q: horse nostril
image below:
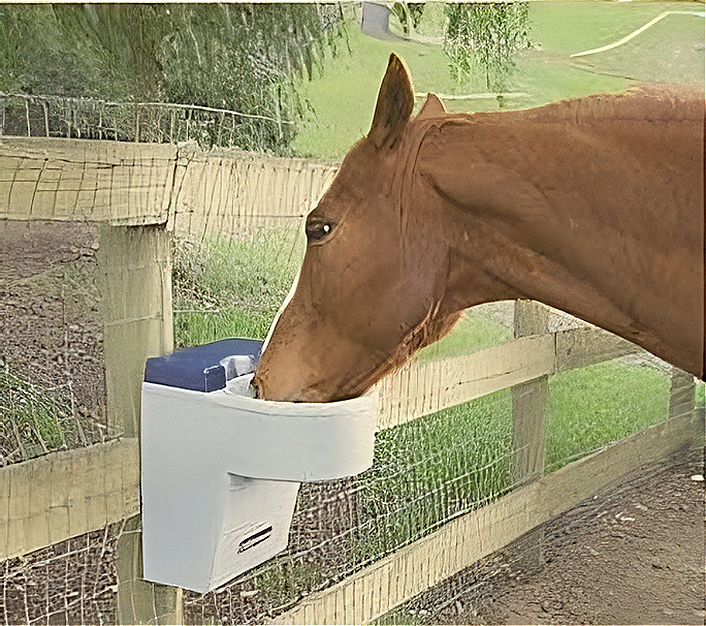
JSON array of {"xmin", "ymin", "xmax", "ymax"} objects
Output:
[{"xmin": 250, "ymin": 375, "xmax": 262, "ymax": 399}]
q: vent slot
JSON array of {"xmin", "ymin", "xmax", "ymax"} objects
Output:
[{"xmin": 238, "ymin": 526, "xmax": 273, "ymax": 553}]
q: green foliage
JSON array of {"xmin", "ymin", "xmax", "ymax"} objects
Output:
[
  {"xmin": 52, "ymin": 4, "xmax": 166, "ymax": 102},
  {"xmin": 1, "ymin": 3, "xmax": 349, "ymax": 154},
  {"xmin": 0, "ymin": 5, "xmax": 98, "ymax": 96},
  {"xmin": 157, "ymin": 4, "xmax": 349, "ymax": 151},
  {"xmin": 444, "ymin": 2, "xmax": 531, "ymax": 92},
  {"xmin": 391, "ymin": 2, "xmax": 426, "ymax": 36}
]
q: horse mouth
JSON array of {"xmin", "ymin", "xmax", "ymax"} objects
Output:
[
  {"xmin": 250, "ymin": 374, "xmax": 263, "ymax": 400},
  {"xmin": 250, "ymin": 367, "xmax": 366, "ymax": 404}
]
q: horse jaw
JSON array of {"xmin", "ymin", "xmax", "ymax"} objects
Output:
[{"xmin": 253, "ymin": 301, "xmax": 462, "ymax": 403}]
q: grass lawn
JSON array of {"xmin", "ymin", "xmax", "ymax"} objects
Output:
[
  {"xmin": 292, "ymin": 1, "xmax": 703, "ymax": 159},
  {"xmin": 546, "ymin": 359, "xmax": 672, "ymax": 472},
  {"xmin": 415, "ymin": 309, "xmax": 513, "ymax": 362},
  {"xmin": 355, "ymin": 389, "xmax": 514, "ymax": 563}
]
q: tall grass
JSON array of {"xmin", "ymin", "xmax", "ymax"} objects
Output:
[
  {"xmin": 0, "ymin": 369, "xmax": 77, "ymax": 464},
  {"xmin": 172, "ymin": 228, "xmax": 305, "ymax": 348},
  {"xmin": 546, "ymin": 359, "xmax": 671, "ymax": 472}
]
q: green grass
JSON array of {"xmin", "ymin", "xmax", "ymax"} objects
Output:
[
  {"xmin": 0, "ymin": 369, "xmax": 71, "ymax": 463},
  {"xmin": 292, "ymin": 1, "xmax": 702, "ymax": 159},
  {"xmin": 546, "ymin": 360, "xmax": 671, "ymax": 471},
  {"xmin": 354, "ymin": 389, "xmax": 514, "ymax": 564},
  {"xmin": 415, "ymin": 309, "xmax": 513, "ymax": 363},
  {"xmin": 172, "ymin": 228, "xmax": 305, "ymax": 348}
]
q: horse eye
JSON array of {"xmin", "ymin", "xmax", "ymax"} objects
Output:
[{"xmin": 306, "ymin": 220, "xmax": 334, "ymax": 243}]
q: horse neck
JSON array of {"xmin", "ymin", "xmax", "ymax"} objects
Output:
[{"xmin": 420, "ymin": 94, "xmax": 704, "ymax": 377}]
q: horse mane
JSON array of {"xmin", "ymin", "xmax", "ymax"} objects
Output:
[{"xmin": 438, "ymin": 83, "xmax": 704, "ymax": 129}]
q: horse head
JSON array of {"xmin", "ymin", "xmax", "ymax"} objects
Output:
[
  {"xmin": 252, "ymin": 53, "xmax": 705, "ymax": 401},
  {"xmin": 253, "ymin": 54, "xmax": 480, "ymax": 402}
]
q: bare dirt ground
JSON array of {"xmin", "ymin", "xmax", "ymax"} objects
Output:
[
  {"xmin": 0, "ymin": 220, "xmax": 109, "ymax": 462},
  {"xmin": 392, "ymin": 447, "xmax": 705, "ymax": 626}
]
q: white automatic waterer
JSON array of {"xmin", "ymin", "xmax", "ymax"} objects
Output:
[{"xmin": 141, "ymin": 339, "xmax": 377, "ymax": 593}]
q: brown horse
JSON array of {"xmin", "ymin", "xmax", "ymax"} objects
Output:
[{"xmin": 253, "ymin": 54, "xmax": 705, "ymax": 403}]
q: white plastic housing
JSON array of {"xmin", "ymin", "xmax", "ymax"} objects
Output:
[{"xmin": 141, "ymin": 377, "xmax": 377, "ymax": 593}]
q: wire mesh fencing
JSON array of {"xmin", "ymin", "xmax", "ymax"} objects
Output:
[
  {"xmin": 0, "ymin": 93, "xmax": 294, "ymax": 153},
  {"xmin": 0, "ymin": 523, "xmax": 120, "ymax": 626},
  {"xmin": 0, "ymin": 221, "xmax": 114, "ymax": 467},
  {"xmin": 183, "ymin": 389, "xmax": 517, "ymax": 624}
]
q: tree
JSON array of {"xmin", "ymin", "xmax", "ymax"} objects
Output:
[
  {"xmin": 444, "ymin": 2, "xmax": 530, "ymax": 93},
  {"xmin": 0, "ymin": 3, "xmax": 349, "ymax": 154},
  {"xmin": 390, "ymin": 3, "xmax": 426, "ymax": 36},
  {"xmin": 157, "ymin": 3, "xmax": 348, "ymax": 151},
  {"xmin": 0, "ymin": 5, "xmax": 98, "ymax": 96}
]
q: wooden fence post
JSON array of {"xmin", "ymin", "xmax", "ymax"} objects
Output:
[
  {"xmin": 669, "ymin": 367, "xmax": 696, "ymax": 419},
  {"xmin": 97, "ymin": 224, "xmax": 181, "ymax": 624},
  {"xmin": 116, "ymin": 516, "xmax": 183, "ymax": 626},
  {"xmin": 512, "ymin": 300, "xmax": 549, "ymax": 484},
  {"xmin": 98, "ymin": 225, "xmax": 173, "ymax": 439},
  {"xmin": 511, "ymin": 300, "xmax": 549, "ymax": 575}
]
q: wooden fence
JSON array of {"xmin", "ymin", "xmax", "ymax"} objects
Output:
[
  {"xmin": 1, "ymin": 137, "xmax": 703, "ymax": 625},
  {"xmin": 0, "ymin": 136, "xmax": 337, "ymax": 236}
]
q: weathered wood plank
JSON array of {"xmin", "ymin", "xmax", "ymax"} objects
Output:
[
  {"xmin": 0, "ymin": 438, "xmax": 140, "ymax": 560},
  {"xmin": 375, "ymin": 334, "xmax": 556, "ymax": 430},
  {"xmin": 271, "ymin": 410, "xmax": 704, "ymax": 625},
  {"xmin": 555, "ymin": 326, "xmax": 642, "ymax": 372},
  {"xmin": 0, "ymin": 137, "xmax": 176, "ymax": 225},
  {"xmin": 0, "ymin": 137, "xmax": 338, "ymax": 234},
  {"xmin": 169, "ymin": 148, "xmax": 337, "ymax": 238},
  {"xmin": 374, "ymin": 325, "xmax": 645, "ymax": 432}
]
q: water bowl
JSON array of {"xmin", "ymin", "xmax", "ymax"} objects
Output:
[{"xmin": 141, "ymin": 338, "xmax": 377, "ymax": 592}]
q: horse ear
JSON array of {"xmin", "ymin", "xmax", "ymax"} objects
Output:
[
  {"xmin": 368, "ymin": 53, "xmax": 414, "ymax": 150},
  {"xmin": 416, "ymin": 93, "xmax": 446, "ymax": 120}
]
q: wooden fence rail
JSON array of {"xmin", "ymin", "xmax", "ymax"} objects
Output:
[
  {"xmin": 1, "ymin": 137, "xmax": 703, "ymax": 625},
  {"xmin": 0, "ymin": 137, "xmax": 338, "ymax": 236},
  {"xmin": 0, "ymin": 323, "xmax": 644, "ymax": 562}
]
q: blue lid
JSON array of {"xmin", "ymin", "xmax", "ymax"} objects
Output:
[{"xmin": 144, "ymin": 338, "xmax": 263, "ymax": 392}]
